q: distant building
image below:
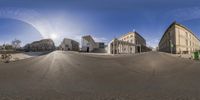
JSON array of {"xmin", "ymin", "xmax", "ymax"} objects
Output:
[
  {"xmin": 108, "ymin": 31, "xmax": 147, "ymax": 54},
  {"xmin": 24, "ymin": 39, "xmax": 55, "ymax": 52},
  {"xmin": 81, "ymin": 35, "xmax": 96, "ymax": 52},
  {"xmin": 119, "ymin": 31, "xmax": 147, "ymax": 53},
  {"xmin": 60, "ymin": 38, "xmax": 79, "ymax": 51},
  {"xmin": 159, "ymin": 22, "xmax": 200, "ymax": 54},
  {"xmin": 108, "ymin": 38, "xmax": 135, "ymax": 54},
  {"xmin": 96, "ymin": 42, "xmax": 105, "ymax": 48},
  {"xmin": 81, "ymin": 35, "xmax": 106, "ymax": 52}
]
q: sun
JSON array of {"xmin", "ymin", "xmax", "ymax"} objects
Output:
[{"xmin": 50, "ymin": 34, "xmax": 58, "ymax": 40}]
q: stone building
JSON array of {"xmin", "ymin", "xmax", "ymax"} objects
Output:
[
  {"xmin": 119, "ymin": 31, "xmax": 146, "ymax": 53},
  {"xmin": 108, "ymin": 31, "xmax": 147, "ymax": 54},
  {"xmin": 81, "ymin": 35, "xmax": 106, "ymax": 52},
  {"xmin": 60, "ymin": 38, "xmax": 79, "ymax": 51},
  {"xmin": 24, "ymin": 39, "xmax": 55, "ymax": 52},
  {"xmin": 159, "ymin": 22, "xmax": 200, "ymax": 54},
  {"xmin": 108, "ymin": 38, "xmax": 136, "ymax": 54}
]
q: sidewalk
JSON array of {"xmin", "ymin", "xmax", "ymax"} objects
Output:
[
  {"xmin": 74, "ymin": 51, "xmax": 148, "ymax": 58},
  {"xmin": 160, "ymin": 52, "xmax": 198, "ymax": 60},
  {"xmin": 0, "ymin": 52, "xmax": 48, "ymax": 62}
]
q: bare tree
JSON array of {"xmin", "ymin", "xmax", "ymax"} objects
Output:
[{"xmin": 12, "ymin": 39, "xmax": 21, "ymax": 50}]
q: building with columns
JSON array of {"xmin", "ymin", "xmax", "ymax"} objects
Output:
[
  {"xmin": 108, "ymin": 38, "xmax": 136, "ymax": 54},
  {"xmin": 108, "ymin": 31, "xmax": 147, "ymax": 54},
  {"xmin": 159, "ymin": 22, "xmax": 200, "ymax": 54}
]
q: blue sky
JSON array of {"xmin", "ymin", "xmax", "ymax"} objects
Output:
[{"xmin": 0, "ymin": 0, "xmax": 200, "ymax": 47}]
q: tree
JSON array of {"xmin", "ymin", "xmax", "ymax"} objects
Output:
[
  {"xmin": 12, "ymin": 39, "xmax": 21, "ymax": 50},
  {"xmin": 5, "ymin": 45, "xmax": 13, "ymax": 50}
]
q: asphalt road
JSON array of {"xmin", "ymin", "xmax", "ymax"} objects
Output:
[{"xmin": 0, "ymin": 51, "xmax": 200, "ymax": 100}]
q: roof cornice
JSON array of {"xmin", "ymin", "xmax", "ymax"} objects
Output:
[{"xmin": 159, "ymin": 21, "xmax": 200, "ymax": 45}]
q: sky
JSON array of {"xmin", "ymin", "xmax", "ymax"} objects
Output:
[{"xmin": 0, "ymin": 0, "xmax": 200, "ymax": 47}]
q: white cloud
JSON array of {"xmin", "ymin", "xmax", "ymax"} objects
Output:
[
  {"xmin": 146, "ymin": 38, "xmax": 159, "ymax": 48},
  {"xmin": 93, "ymin": 37, "xmax": 108, "ymax": 42}
]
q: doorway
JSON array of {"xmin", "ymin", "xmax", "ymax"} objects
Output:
[
  {"xmin": 87, "ymin": 47, "xmax": 89, "ymax": 52},
  {"xmin": 137, "ymin": 46, "xmax": 140, "ymax": 53}
]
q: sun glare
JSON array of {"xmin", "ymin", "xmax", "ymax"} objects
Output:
[{"xmin": 50, "ymin": 34, "xmax": 58, "ymax": 40}]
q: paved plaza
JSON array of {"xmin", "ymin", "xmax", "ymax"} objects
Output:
[{"xmin": 0, "ymin": 51, "xmax": 200, "ymax": 100}]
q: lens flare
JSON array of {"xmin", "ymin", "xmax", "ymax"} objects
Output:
[{"xmin": 50, "ymin": 34, "xmax": 57, "ymax": 40}]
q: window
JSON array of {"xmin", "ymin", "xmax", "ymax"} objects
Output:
[
  {"xmin": 136, "ymin": 40, "xmax": 138, "ymax": 44},
  {"xmin": 185, "ymin": 39, "xmax": 188, "ymax": 46},
  {"xmin": 169, "ymin": 32, "xmax": 172, "ymax": 37},
  {"xmin": 185, "ymin": 32, "xmax": 188, "ymax": 37}
]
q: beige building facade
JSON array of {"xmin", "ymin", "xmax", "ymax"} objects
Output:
[
  {"xmin": 108, "ymin": 31, "xmax": 147, "ymax": 54},
  {"xmin": 108, "ymin": 38, "xmax": 136, "ymax": 54},
  {"xmin": 60, "ymin": 38, "xmax": 79, "ymax": 51},
  {"xmin": 159, "ymin": 22, "xmax": 200, "ymax": 54},
  {"xmin": 119, "ymin": 32, "xmax": 146, "ymax": 46}
]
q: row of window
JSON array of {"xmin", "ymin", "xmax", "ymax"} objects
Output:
[
  {"xmin": 121, "ymin": 38, "xmax": 133, "ymax": 43},
  {"xmin": 121, "ymin": 34, "xmax": 133, "ymax": 41},
  {"xmin": 184, "ymin": 32, "xmax": 198, "ymax": 41}
]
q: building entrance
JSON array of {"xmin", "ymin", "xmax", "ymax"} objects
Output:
[
  {"xmin": 87, "ymin": 47, "xmax": 89, "ymax": 52},
  {"xmin": 137, "ymin": 46, "xmax": 140, "ymax": 53}
]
